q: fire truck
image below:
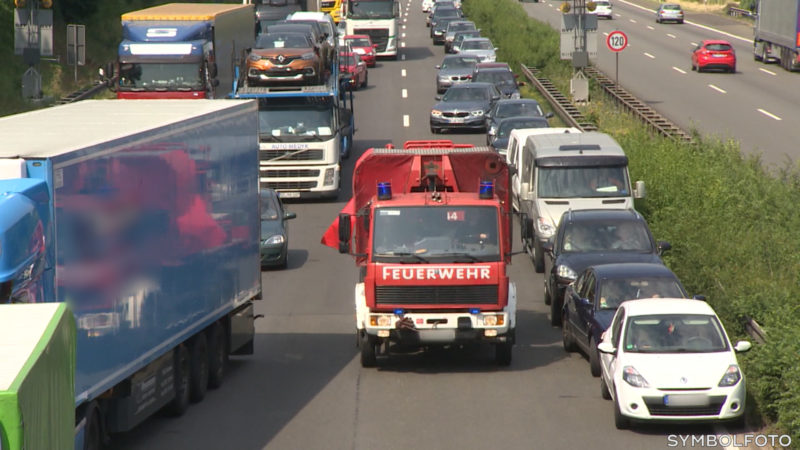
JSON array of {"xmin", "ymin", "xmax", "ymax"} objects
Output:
[{"xmin": 322, "ymin": 140, "xmax": 517, "ymax": 366}]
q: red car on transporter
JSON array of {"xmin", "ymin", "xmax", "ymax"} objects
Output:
[
  {"xmin": 691, "ymin": 39, "xmax": 736, "ymax": 73},
  {"xmin": 339, "ymin": 51, "xmax": 368, "ymax": 90},
  {"xmin": 343, "ymin": 34, "xmax": 378, "ymax": 67}
]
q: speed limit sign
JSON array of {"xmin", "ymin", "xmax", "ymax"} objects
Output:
[{"xmin": 606, "ymin": 30, "xmax": 628, "ymax": 52}]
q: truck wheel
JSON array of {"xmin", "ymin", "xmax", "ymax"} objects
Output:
[
  {"xmin": 83, "ymin": 406, "xmax": 103, "ymax": 450},
  {"xmin": 167, "ymin": 345, "xmax": 191, "ymax": 416},
  {"xmin": 207, "ymin": 322, "xmax": 226, "ymax": 389},
  {"xmin": 550, "ymin": 295, "xmax": 561, "ymax": 326},
  {"xmin": 533, "ymin": 239, "xmax": 545, "ymax": 273},
  {"xmin": 360, "ymin": 333, "xmax": 377, "ymax": 367},
  {"xmin": 189, "ymin": 336, "xmax": 209, "ymax": 403},
  {"xmin": 589, "ymin": 337, "xmax": 601, "ymax": 377},
  {"xmin": 495, "ymin": 342, "xmax": 512, "ymax": 366}
]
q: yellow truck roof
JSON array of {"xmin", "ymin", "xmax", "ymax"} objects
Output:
[{"xmin": 121, "ymin": 3, "xmax": 252, "ymax": 21}]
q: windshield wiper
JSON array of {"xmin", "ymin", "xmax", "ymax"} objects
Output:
[
  {"xmin": 260, "ymin": 134, "xmax": 282, "ymax": 142},
  {"xmin": 298, "ymin": 134, "xmax": 324, "ymax": 141},
  {"xmin": 436, "ymin": 252, "xmax": 483, "ymax": 263},
  {"xmin": 381, "ymin": 252, "xmax": 429, "ymax": 263}
]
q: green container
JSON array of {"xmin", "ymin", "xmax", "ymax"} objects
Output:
[{"xmin": 0, "ymin": 303, "xmax": 76, "ymax": 450}]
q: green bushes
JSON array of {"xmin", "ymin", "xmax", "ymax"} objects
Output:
[{"xmin": 465, "ymin": 0, "xmax": 800, "ymax": 441}]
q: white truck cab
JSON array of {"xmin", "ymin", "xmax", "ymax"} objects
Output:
[{"xmin": 510, "ymin": 130, "xmax": 645, "ymax": 272}]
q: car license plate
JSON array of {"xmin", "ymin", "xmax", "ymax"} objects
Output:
[
  {"xmin": 279, "ymin": 192, "xmax": 301, "ymax": 199},
  {"xmin": 713, "ymin": 54, "xmax": 727, "ymax": 58},
  {"xmin": 663, "ymin": 394, "xmax": 709, "ymax": 407},
  {"xmin": 449, "ymin": 117, "xmax": 464, "ymax": 123}
]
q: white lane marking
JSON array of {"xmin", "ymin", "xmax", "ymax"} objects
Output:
[
  {"xmin": 614, "ymin": 13, "xmax": 621, "ymax": 17},
  {"xmin": 402, "ymin": 89, "xmax": 408, "ymax": 98},
  {"xmin": 646, "ymin": 25, "xmax": 654, "ymax": 30},
  {"xmin": 629, "ymin": 18, "xmax": 637, "ymax": 23},
  {"xmin": 401, "ymin": 69, "xmax": 407, "ymax": 77},
  {"xmin": 401, "ymin": 41, "xmax": 406, "ymax": 47},
  {"xmin": 644, "ymin": 52, "xmax": 655, "ymax": 59},
  {"xmin": 402, "ymin": 24, "xmax": 407, "ymax": 29},
  {"xmin": 403, "ymin": 115, "xmax": 410, "ymax": 127},
  {"xmin": 708, "ymin": 84, "xmax": 727, "ymax": 94},
  {"xmin": 672, "ymin": 66, "xmax": 686, "ymax": 74},
  {"xmin": 759, "ymin": 68, "xmax": 777, "ymax": 76},
  {"xmin": 757, "ymin": 108, "xmax": 782, "ymax": 121},
  {"xmin": 616, "ymin": 0, "xmax": 751, "ymax": 43},
  {"xmin": 690, "ymin": 42, "xmax": 697, "ymax": 47},
  {"xmin": 401, "ymin": 53, "xmax": 406, "ymax": 60},
  {"xmin": 402, "ymin": 32, "xmax": 407, "ymax": 38},
  {"xmin": 603, "ymin": 32, "xmax": 609, "ymax": 37},
  {"xmin": 667, "ymin": 33, "xmax": 676, "ymax": 38}
]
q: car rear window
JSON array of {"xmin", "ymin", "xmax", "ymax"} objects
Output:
[
  {"xmin": 663, "ymin": 4, "xmax": 681, "ymax": 10},
  {"xmin": 706, "ymin": 44, "xmax": 732, "ymax": 51}
]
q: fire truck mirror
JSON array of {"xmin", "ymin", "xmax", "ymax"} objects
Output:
[{"xmin": 338, "ymin": 213, "xmax": 351, "ymax": 254}]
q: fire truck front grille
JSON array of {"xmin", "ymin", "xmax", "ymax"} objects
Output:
[
  {"xmin": 260, "ymin": 149, "xmax": 324, "ymax": 161},
  {"xmin": 375, "ymin": 285, "xmax": 498, "ymax": 305},
  {"xmin": 263, "ymin": 169, "xmax": 320, "ymax": 178},
  {"xmin": 261, "ymin": 181, "xmax": 318, "ymax": 189},
  {"xmin": 353, "ymin": 28, "xmax": 389, "ymax": 52}
]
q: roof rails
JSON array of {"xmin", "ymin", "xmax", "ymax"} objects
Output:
[{"xmin": 559, "ymin": 144, "xmax": 601, "ymax": 152}]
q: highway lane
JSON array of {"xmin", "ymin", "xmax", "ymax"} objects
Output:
[
  {"xmin": 522, "ymin": 0, "xmax": 798, "ymax": 168},
  {"xmin": 111, "ymin": 1, "xmax": 727, "ymax": 448}
]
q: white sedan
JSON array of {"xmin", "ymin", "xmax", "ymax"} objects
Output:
[
  {"xmin": 597, "ymin": 298, "xmax": 751, "ymax": 429},
  {"xmin": 422, "ymin": 0, "xmax": 434, "ymax": 12}
]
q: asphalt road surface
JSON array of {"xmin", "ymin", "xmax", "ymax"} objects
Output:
[
  {"xmin": 111, "ymin": 1, "xmax": 735, "ymax": 449},
  {"xmin": 523, "ymin": 0, "xmax": 799, "ymax": 169}
]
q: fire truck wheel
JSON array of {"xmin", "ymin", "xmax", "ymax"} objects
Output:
[
  {"xmin": 360, "ymin": 333, "xmax": 378, "ymax": 367},
  {"xmin": 495, "ymin": 342, "xmax": 512, "ymax": 366}
]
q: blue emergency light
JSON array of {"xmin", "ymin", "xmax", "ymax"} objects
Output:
[
  {"xmin": 470, "ymin": 308, "xmax": 480, "ymax": 315},
  {"xmin": 394, "ymin": 309, "xmax": 405, "ymax": 315},
  {"xmin": 479, "ymin": 181, "xmax": 494, "ymax": 199},
  {"xmin": 378, "ymin": 182, "xmax": 392, "ymax": 200}
]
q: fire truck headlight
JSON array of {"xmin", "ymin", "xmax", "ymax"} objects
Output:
[
  {"xmin": 370, "ymin": 314, "xmax": 393, "ymax": 327},
  {"xmin": 482, "ymin": 314, "xmax": 504, "ymax": 326}
]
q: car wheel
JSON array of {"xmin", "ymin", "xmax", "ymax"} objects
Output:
[
  {"xmin": 430, "ymin": 126, "xmax": 438, "ymax": 134},
  {"xmin": 589, "ymin": 337, "xmax": 601, "ymax": 377},
  {"xmin": 730, "ymin": 65, "xmax": 736, "ymax": 74},
  {"xmin": 360, "ymin": 332, "xmax": 378, "ymax": 367},
  {"xmin": 544, "ymin": 280, "xmax": 552, "ymax": 305},
  {"xmin": 678, "ymin": 19, "xmax": 684, "ymax": 24},
  {"xmin": 278, "ymin": 247, "xmax": 288, "ymax": 269},
  {"xmin": 495, "ymin": 342, "xmax": 512, "ymax": 366},
  {"xmin": 550, "ymin": 294, "xmax": 561, "ymax": 326},
  {"xmin": 562, "ymin": 315, "xmax": 577, "ymax": 352},
  {"xmin": 600, "ymin": 377, "xmax": 611, "ymax": 400},
  {"xmin": 533, "ymin": 239, "xmax": 545, "ymax": 273},
  {"xmin": 362, "ymin": 72, "xmax": 368, "ymax": 88},
  {"xmin": 614, "ymin": 392, "xmax": 629, "ymax": 429}
]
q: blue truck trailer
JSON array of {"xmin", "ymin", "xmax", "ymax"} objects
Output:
[{"xmin": 0, "ymin": 99, "xmax": 262, "ymax": 449}]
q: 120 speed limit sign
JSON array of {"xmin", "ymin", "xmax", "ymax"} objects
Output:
[{"xmin": 606, "ymin": 30, "xmax": 628, "ymax": 52}]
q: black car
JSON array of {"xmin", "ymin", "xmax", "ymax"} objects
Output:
[
  {"xmin": 431, "ymin": 17, "xmax": 458, "ymax": 45},
  {"xmin": 543, "ymin": 209, "xmax": 671, "ymax": 326},
  {"xmin": 260, "ymin": 188, "xmax": 297, "ymax": 269},
  {"xmin": 562, "ymin": 263, "xmax": 692, "ymax": 377},
  {"xmin": 430, "ymin": 7, "xmax": 461, "ymax": 35},
  {"xmin": 471, "ymin": 67, "xmax": 524, "ymax": 99},
  {"xmin": 430, "ymin": 82, "xmax": 501, "ymax": 133},
  {"xmin": 485, "ymin": 99, "xmax": 552, "ymax": 141},
  {"xmin": 488, "ymin": 115, "xmax": 549, "ymax": 154}
]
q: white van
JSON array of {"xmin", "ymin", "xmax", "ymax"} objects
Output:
[{"xmin": 510, "ymin": 131, "xmax": 645, "ymax": 272}]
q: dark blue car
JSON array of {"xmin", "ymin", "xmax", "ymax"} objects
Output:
[
  {"xmin": 260, "ymin": 188, "xmax": 297, "ymax": 269},
  {"xmin": 543, "ymin": 209, "xmax": 672, "ymax": 326},
  {"xmin": 561, "ymin": 263, "xmax": 693, "ymax": 377}
]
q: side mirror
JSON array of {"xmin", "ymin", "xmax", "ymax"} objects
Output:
[
  {"xmin": 283, "ymin": 211, "xmax": 297, "ymax": 220},
  {"xmin": 340, "ymin": 124, "xmax": 353, "ymax": 136},
  {"xmin": 520, "ymin": 182, "xmax": 531, "ymax": 200},
  {"xmin": 98, "ymin": 67, "xmax": 105, "ymax": 78},
  {"xmin": 494, "ymin": 47, "xmax": 499, "ymax": 51},
  {"xmin": 435, "ymin": 64, "xmax": 441, "ymax": 69},
  {"xmin": 578, "ymin": 297, "xmax": 591, "ymax": 307},
  {"xmin": 208, "ymin": 62, "xmax": 218, "ymax": 78},
  {"xmin": 657, "ymin": 241, "xmax": 671, "ymax": 254},
  {"xmin": 634, "ymin": 180, "xmax": 646, "ymax": 199},
  {"xmin": 692, "ymin": 294, "xmax": 707, "ymax": 301},
  {"xmin": 518, "ymin": 81, "xmax": 526, "ymax": 87},
  {"xmin": 545, "ymin": 112, "xmax": 554, "ymax": 119},
  {"xmin": 597, "ymin": 342, "xmax": 616, "ymax": 354},
  {"xmin": 211, "ymin": 79, "xmax": 220, "ymax": 87},
  {"xmin": 542, "ymin": 238, "xmax": 554, "ymax": 253},
  {"xmin": 435, "ymin": 95, "xmax": 442, "ymax": 101},
  {"xmin": 734, "ymin": 341, "xmax": 752, "ymax": 353},
  {"xmin": 338, "ymin": 213, "xmax": 351, "ymax": 254}
]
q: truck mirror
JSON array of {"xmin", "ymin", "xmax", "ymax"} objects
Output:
[
  {"xmin": 340, "ymin": 124, "xmax": 353, "ymax": 136},
  {"xmin": 634, "ymin": 180, "xmax": 646, "ymax": 199},
  {"xmin": 208, "ymin": 63, "xmax": 218, "ymax": 79},
  {"xmin": 211, "ymin": 79, "xmax": 220, "ymax": 87},
  {"xmin": 338, "ymin": 213, "xmax": 351, "ymax": 253},
  {"xmin": 545, "ymin": 112, "xmax": 554, "ymax": 119},
  {"xmin": 520, "ymin": 182, "xmax": 531, "ymax": 200}
]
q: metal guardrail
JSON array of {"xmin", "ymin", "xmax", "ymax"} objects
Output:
[
  {"xmin": 57, "ymin": 82, "xmax": 108, "ymax": 105},
  {"xmin": 743, "ymin": 316, "xmax": 767, "ymax": 344},
  {"xmin": 520, "ymin": 65, "xmax": 598, "ymax": 132},
  {"xmin": 727, "ymin": 6, "xmax": 756, "ymax": 19},
  {"xmin": 582, "ymin": 66, "xmax": 694, "ymax": 144}
]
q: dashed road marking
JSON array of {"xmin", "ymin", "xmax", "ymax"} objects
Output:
[
  {"xmin": 401, "ymin": 69, "xmax": 407, "ymax": 77},
  {"xmin": 708, "ymin": 84, "xmax": 727, "ymax": 94},
  {"xmin": 757, "ymin": 108, "xmax": 782, "ymax": 121},
  {"xmin": 403, "ymin": 115, "xmax": 410, "ymax": 127},
  {"xmin": 629, "ymin": 18, "xmax": 637, "ymax": 23},
  {"xmin": 401, "ymin": 53, "xmax": 406, "ymax": 60},
  {"xmin": 672, "ymin": 66, "xmax": 686, "ymax": 74},
  {"xmin": 690, "ymin": 42, "xmax": 697, "ymax": 47},
  {"xmin": 603, "ymin": 32, "xmax": 609, "ymax": 36},
  {"xmin": 402, "ymin": 89, "xmax": 408, "ymax": 98},
  {"xmin": 644, "ymin": 52, "xmax": 655, "ymax": 59},
  {"xmin": 646, "ymin": 25, "xmax": 654, "ymax": 30},
  {"xmin": 759, "ymin": 68, "xmax": 776, "ymax": 76},
  {"xmin": 667, "ymin": 33, "xmax": 676, "ymax": 38},
  {"xmin": 402, "ymin": 32, "xmax": 407, "ymax": 38}
]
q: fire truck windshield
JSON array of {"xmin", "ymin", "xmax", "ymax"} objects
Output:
[
  {"xmin": 118, "ymin": 62, "xmax": 203, "ymax": 91},
  {"xmin": 372, "ymin": 205, "xmax": 500, "ymax": 262}
]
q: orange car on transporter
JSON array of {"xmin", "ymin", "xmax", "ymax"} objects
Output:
[{"xmin": 247, "ymin": 32, "xmax": 324, "ymax": 85}]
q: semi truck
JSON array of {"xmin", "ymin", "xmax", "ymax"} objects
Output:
[
  {"xmin": 230, "ymin": 47, "xmax": 354, "ymax": 200},
  {"xmin": 343, "ymin": 0, "xmax": 399, "ymax": 59},
  {"xmin": 753, "ymin": 0, "xmax": 800, "ymax": 71},
  {"xmin": 0, "ymin": 99, "xmax": 262, "ymax": 449},
  {"xmin": 322, "ymin": 140, "xmax": 517, "ymax": 366},
  {"xmin": 113, "ymin": 3, "xmax": 254, "ymax": 99}
]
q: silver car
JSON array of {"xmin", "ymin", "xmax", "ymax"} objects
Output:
[
  {"xmin": 656, "ymin": 3, "xmax": 684, "ymax": 24},
  {"xmin": 435, "ymin": 54, "xmax": 480, "ymax": 93},
  {"xmin": 459, "ymin": 38, "xmax": 497, "ymax": 63}
]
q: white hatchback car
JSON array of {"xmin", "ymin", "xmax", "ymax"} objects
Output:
[
  {"xmin": 422, "ymin": 0, "xmax": 434, "ymax": 12},
  {"xmin": 592, "ymin": 0, "xmax": 613, "ymax": 19},
  {"xmin": 597, "ymin": 298, "xmax": 751, "ymax": 429}
]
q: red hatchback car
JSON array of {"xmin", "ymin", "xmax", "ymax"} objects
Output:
[
  {"xmin": 339, "ymin": 52, "xmax": 368, "ymax": 90},
  {"xmin": 343, "ymin": 34, "xmax": 378, "ymax": 67},
  {"xmin": 692, "ymin": 40, "xmax": 736, "ymax": 73}
]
